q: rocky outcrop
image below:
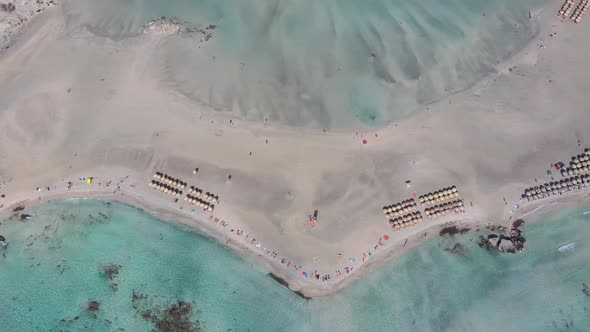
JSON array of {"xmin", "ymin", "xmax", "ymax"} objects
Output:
[
  {"xmin": 478, "ymin": 219, "xmax": 526, "ymax": 253},
  {"xmin": 87, "ymin": 300, "xmax": 100, "ymax": 312}
]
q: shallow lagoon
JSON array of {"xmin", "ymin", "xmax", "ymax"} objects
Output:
[
  {"xmin": 1, "ymin": 199, "xmax": 589, "ymax": 331},
  {"xmin": 62, "ymin": 0, "xmax": 547, "ymax": 128}
]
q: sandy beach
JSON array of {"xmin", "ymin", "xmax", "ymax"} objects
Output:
[{"xmin": 2, "ymin": 0, "xmax": 590, "ymax": 297}]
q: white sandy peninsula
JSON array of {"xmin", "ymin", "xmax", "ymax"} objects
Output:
[{"xmin": 1, "ymin": 0, "xmax": 590, "ymax": 297}]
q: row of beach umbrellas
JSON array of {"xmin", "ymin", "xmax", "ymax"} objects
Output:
[
  {"xmin": 522, "ymin": 174, "xmax": 590, "ymax": 201},
  {"xmin": 184, "ymin": 194, "xmax": 215, "ymax": 212},
  {"xmin": 572, "ymin": 0, "xmax": 588, "ymax": 22},
  {"xmin": 559, "ymin": 0, "xmax": 576, "ymax": 17},
  {"xmin": 153, "ymin": 172, "xmax": 187, "ymax": 189},
  {"xmin": 560, "ymin": 166, "xmax": 588, "ymax": 176},
  {"xmin": 557, "ymin": 150, "xmax": 590, "ymax": 176},
  {"xmin": 382, "ymin": 199, "xmax": 417, "ymax": 219},
  {"xmin": 424, "ymin": 200, "xmax": 465, "ymax": 218},
  {"xmin": 390, "ymin": 212, "xmax": 423, "ymax": 230},
  {"xmin": 419, "ymin": 186, "xmax": 459, "ymax": 206},
  {"xmin": 570, "ymin": 153, "xmax": 590, "ymax": 164},
  {"xmin": 149, "ymin": 180, "xmax": 183, "ymax": 196},
  {"xmin": 187, "ymin": 186, "xmax": 219, "ymax": 203}
]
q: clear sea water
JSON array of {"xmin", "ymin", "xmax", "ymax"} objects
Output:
[
  {"xmin": 1, "ymin": 199, "xmax": 589, "ymax": 331},
  {"xmin": 61, "ymin": 0, "xmax": 548, "ymax": 128}
]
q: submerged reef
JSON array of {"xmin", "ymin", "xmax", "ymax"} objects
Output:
[
  {"xmin": 132, "ymin": 290, "xmax": 202, "ymax": 332},
  {"xmin": 101, "ymin": 263, "xmax": 122, "ymax": 292},
  {"xmin": 444, "ymin": 243, "xmax": 467, "ymax": 256}
]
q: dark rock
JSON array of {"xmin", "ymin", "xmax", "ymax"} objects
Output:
[
  {"xmin": 439, "ymin": 225, "xmax": 470, "ymax": 237},
  {"xmin": 498, "ymin": 237, "xmax": 516, "ymax": 253},
  {"xmin": 268, "ymin": 273, "xmax": 311, "ymax": 300},
  {"xmin": 583, "ymin": 284, "xmax": 590, "ymax": 297},
  {"xmin": 12, "ymin": 206, "xmax": 24, "ymax": 212},
  {"xmin": 101, "ymin": 263, "xmax": 122, "ymax": 291},
  {"xmin": 268, "ymin": 273, "xmax": 289, "ymax": 287},
  {"xmin": 293, "ymin": 290, "xmax": 312, "ymax": 300},
  {"xmin": 0, "ymin": 3, "xmax": 16, "ymax": 13},
  {"xmin": 20, "ymin": 214, "xmax": 32, "ymax": 221},
  {"xmin": 444, "ymin": 243, "xmax": 466, "ymax": 256},
  {"xmin": 87, "ymin": 301, "xmax": 100, "ymax": 312},
  {"xmin": 512, "ymin": 219, "xmax": 525, "ymax": 229}
]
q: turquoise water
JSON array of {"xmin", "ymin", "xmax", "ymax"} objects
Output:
[
  {"xmin": 61, "ymin": 0, "xmax": 547, "ymax": 128},
  {"xmin": 1, "ymin": 199, "xmax": 589, "ymax": 331}
]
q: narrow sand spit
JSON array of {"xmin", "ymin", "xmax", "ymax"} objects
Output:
[{"xmin": 1, "ymin": 0, "xmax": 590, "ymax": 297}]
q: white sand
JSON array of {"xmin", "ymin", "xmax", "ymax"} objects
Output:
[{"xmin": 1, "ymin": 0, "xmax": 590, "ymax": 297}]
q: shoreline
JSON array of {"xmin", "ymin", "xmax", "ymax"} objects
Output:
[
  {"xmin": 2, "ymin": 0, "xmax": 590, "ymax": 298},
  {"xmin": 2, "ymin": 175, "xmax": 589, "ymax": 298}
]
